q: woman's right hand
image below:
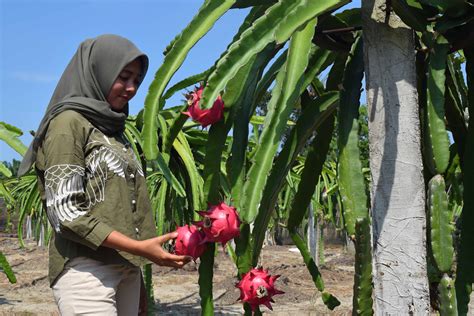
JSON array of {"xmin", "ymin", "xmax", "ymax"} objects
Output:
[{"xmin": 136, "ymin": 232, "xmax": 192, "ymax": 268}]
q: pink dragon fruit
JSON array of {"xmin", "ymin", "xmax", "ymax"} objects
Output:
[
  {"xmin": 183, "ymin": 85, "xmax": 224, "ymax": 127},
  {"xmin": 236, "ymin": 267, "xmax": 285, "ymax": 311},
  {"xmin": 174, "ymin": 225, "xmax": 207, "ymax": 260},
  {"xmin": 194, "ymin": 202, "xmax": 241, "ymax": 245}
]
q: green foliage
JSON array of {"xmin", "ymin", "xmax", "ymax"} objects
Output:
[
  {"xmin": 162, "ymin": 69, "xmax": 211, "ymax": 102},
  {"xmin": 154, "ymin": 150, "xmax": 186, "ymax": 198},
  {"xmin": 0, "ymin": 251, "xmax": 16, "ymax": 284},
  {"xmin": 285, "ymin": 114, "xmax": 337, "ymax": 308},
  {"xmin": 201, "ymin": 0, "xmax": 348, "ymax": 109},
  {"xmin": 352, "ymin": 217, "xmax": 373, "ymax": 316},
  {"xmin": 428, "ymin": 175, "xmax": 454, "ymax": 273},
  {"xmin": 289, "ymin": 230, "xmax": 340, "ymax": 310},
  {"xmin": 173, "ymin": 134, "xmax": 204, "ymax": 209},
  {"xmin": 240, "ymin": 18, "xmax": 317, "ymax": 223},
  {"xmin": 438, "ymin": 274, "xmax": 458, "ymax": 316},
  {"xmin": 337, "ymin": 36, "xmax": 368, "ymax": 237},
  {"xmin": 252, "ymin": 92, "xmax": 339, "ymax": 261},
  {"xmin": 391, "ymin": 0, "xmax": 428, "ymax": 31},
  {"xmin": 198, "ymin": 243, "xmax": 216, "ymax": 315},
  {"xmin": 1, "ymin": 159, "xmax": 21, "ymax": 178},
  {"xmin": 455, "ymin": 46, "xmax": 474, "ymax": 316},
  {"xmin": 0, "ymin": 162, "xmax": 12, "ymax": 178},
  {"xmin": 0, "ymin": 122, "xmax": 27, "ymax": 157},
  {"xmin": 0, "ymin": 123, "xmax": 45, "ymax": 247},
  {"xmin": 144, "ymin": 264, "xmax": 154, "ymax": 314},
  {"xmin": 143, "ymin": 0, "xmax": 237, "ymax": 160},
  {"xmin": 231, "ymin": 0, "xmax": 277, "ymax": 9},
  {"xmin": 4, "ymin": 174, "xmax": 41, "ymax": 248},
  {"xmin": 445, "ymin": 55, "xmax": 468, "ymax": 162},
  {"xmin": 197, "ymin": 50, "xmax": 272, "ymax": 314},
  {"xmin": 284, "ymin": 95, "xmax": 337, "ymax": 231},
  {"xmin": 424, "ymin": 34, "xmax": 451, "ymax": 175},
  {"xmin": 392, "ymin": 0, "xmax": 474, "ymax": 36}
]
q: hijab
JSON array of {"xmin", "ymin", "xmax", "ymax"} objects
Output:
[{"xmin": 18, "ymin": 34, "xmax": 149, "ymax": 176}]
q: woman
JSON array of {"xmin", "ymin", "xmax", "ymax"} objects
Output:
[{"xmin": 18, "ymin": 34, "xmax": 191, "ymax": 315}]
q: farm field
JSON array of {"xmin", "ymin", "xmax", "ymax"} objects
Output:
[
  {"xmin": 2, "ymin": 0, "xmax": 474, "ymax": 314},
  {"xmin": 1, "ymin": 236, "xmax": 355, "ymax": 315}
]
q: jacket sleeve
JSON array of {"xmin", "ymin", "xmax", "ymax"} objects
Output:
[{"xmin": 42, "ymin": 111, "xmax": 113, "ymax": 250}]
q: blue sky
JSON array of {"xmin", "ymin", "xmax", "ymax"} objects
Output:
[
  {"xmin": 1, "ymin": 0, "xmax": 360, "ymax": 162},
  {"xmin": 0, "ymin": 0, "xmax": 252, "ymax": 161}
]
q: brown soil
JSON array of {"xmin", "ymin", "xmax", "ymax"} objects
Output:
[{"xmin": 0, "ymin": 237, "xmax": 354, "ymax": 315}]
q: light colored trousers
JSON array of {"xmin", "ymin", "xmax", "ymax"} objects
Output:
[{"xmin": 52, "ymin": 257, "xmax": 141, "ymax": 316}]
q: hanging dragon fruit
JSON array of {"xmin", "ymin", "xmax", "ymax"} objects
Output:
[
  {"xmin": 236, "ymin": 267, "xmax": 285, "ymax": 311},
  {"xmin": 183, "ymin": 85, "xmax": 224, "ymax": 127},
  {"xmin": 173, "ymin": 224, "xmax": 207, "ymax": 260},
  {"xmin": 195, "ymin": 202, "xmax": 241, "ymax": 245}
]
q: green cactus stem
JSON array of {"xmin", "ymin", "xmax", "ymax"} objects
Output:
[
  {"xmin": 438, "ymin": 273, "xmax": 458, "ymax": 316},
  {"xmin": 428, "ymin": 175, "xmax": 454, "ymax": 273},
  {"xmin": 352, "ymin": 217, "xmax": 373, "ymax": 316}
]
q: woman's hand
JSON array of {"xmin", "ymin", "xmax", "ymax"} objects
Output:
[
  {"xmin": 102, "ymin": 231, "xmax": 192, "ymax": 268},
  {"xmin": 136, "ymin": 232, "xmax": 192, "ymax": 268}
]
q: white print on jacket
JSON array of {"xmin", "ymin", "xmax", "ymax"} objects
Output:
[
  {"xmin": 44, "ymin": 137, "xmax": 143, "ymax": 232},
  {"xmin": 44, "ymin": 164, "xmax": 87, "ymax": 232},
  {"xmin": 87, "ymin": 132, "xmax": 144, "ymax": 178},
  {"xmin": 83, "ymin": 146, "xmax": 127, "ymax": 209}
]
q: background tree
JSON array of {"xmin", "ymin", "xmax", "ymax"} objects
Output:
[{"xmin": 362, "ymin": 0, "xmax": 430, "ymax": 313}]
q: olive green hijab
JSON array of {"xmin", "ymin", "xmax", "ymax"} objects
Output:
[{"xmin": 18, "ymin": 34, "xmax": 148, "ymax": 176}]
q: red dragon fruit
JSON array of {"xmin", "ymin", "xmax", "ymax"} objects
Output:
[
  {"xmin": 194, "ymin": 202, "xmax": 241, "ymax": 245},
  {"xmin": 183, "ymin": 85, "xmax": 224, "ymax": 127},
  {"xmin": 236, "ymin": 267, "xmax": 285, "ymax": 311},
  {"xmin": 173, "ymin": 225, "xmax": 207, "ymax": 260}
]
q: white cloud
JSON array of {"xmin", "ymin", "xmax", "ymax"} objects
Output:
[{"xmin": 11, "ymin": 71, "xmax": 58, "ymax": 83}]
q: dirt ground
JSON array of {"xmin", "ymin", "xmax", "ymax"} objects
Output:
[{"xmin": 0, "ymin": 236, "xmax": 355, "ymax": 315}]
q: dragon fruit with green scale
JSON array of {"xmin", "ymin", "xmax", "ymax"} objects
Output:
[
  {"xmin": 173, "ymin": 225, "xmax": 207, "ymax": 260},
  {"xmin": 183, "ymin": 85, "xmax": 224, "ymax": 127},
  {"xmin": 194, "ymin": 202, "xmax": 241, "ymax": 245},
  {"xmin": 236, "ymin": 267, "xmax": 285, "ymax": 311}
]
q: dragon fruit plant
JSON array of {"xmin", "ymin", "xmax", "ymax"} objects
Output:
[
  {"xmin": 195, "ymin": 202, "xmax": 241, "ymax": 245},
  {"xmin": 236, "ymin": 267, "xmax": 285, "ymax": 311},
  {"xmin": 183, "ymin": 85, "xmax": 224, "ymax": 127},
  {"xmin": 174, "ymin": 225, "xmax": 207, "ymax": 260}
]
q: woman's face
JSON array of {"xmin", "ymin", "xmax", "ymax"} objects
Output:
[{"xmin": 106, "ymin": 59, "xmax": 143, "ymax": 112}]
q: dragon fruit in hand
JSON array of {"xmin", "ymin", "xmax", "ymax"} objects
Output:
[
  {"xmin": 236, "ymin": 267, "xmax": 285, "ymax": 311},
  {"xmin": 195, "ymin": 202, "xmax": 241, "ymax": 245},
  {"xmin": 183, "ymin": 85, "xmax": 224, "ymax": 127},
  {"xmin": 174, "ymin": 225, "xmax": 207, "ymax": 260}
]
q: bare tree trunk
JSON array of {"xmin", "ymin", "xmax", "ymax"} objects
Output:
[
  {"xmin": 317, "ymin": 217, "xmax": 325, "ymax": 267},
  {"xmin": 26, "ymin": 215, "xmax": 32, "ymax": 240},
  {"xmin": 344, "ymin": 233, "xmax": 355, "ymax": 255},
  {"xmin": 38, "ymin": 223, "xmax": 45, "ymax": 247},
  {"xmin": 307, "ymin": 204, "xmax": 317, "ymax": 263},
  {"xmin": 362, "ymin": 0, "xmax": 430, "ymax": 314}
]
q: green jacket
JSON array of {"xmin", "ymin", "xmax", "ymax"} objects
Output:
[{"xmin": 35, "ymin": 110, "xmax": 156, "ymax": 286}]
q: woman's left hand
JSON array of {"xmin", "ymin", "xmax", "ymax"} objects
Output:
[
  {"xmin": 102, "ymin": 230, "xmax": 192, "ymax": 268},
  {"xmin": 136, "ymin": 232, "xmax": 192, "ymax": 268}
]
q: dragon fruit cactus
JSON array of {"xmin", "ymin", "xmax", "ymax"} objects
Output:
[
  {"xmin": 195, "ymin": 202, "xmax": 241, "ymax": 245},
  {"xmin": 236, "ymin": 267, "xmax": 285, "ymax": 311},
  {"xmin": 174, "ymin": 225, "xmax": 207, "ymax": 260},
  {"xmin": 183, "ymin": 85, "xmax": 224, "ymax": 127}
]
